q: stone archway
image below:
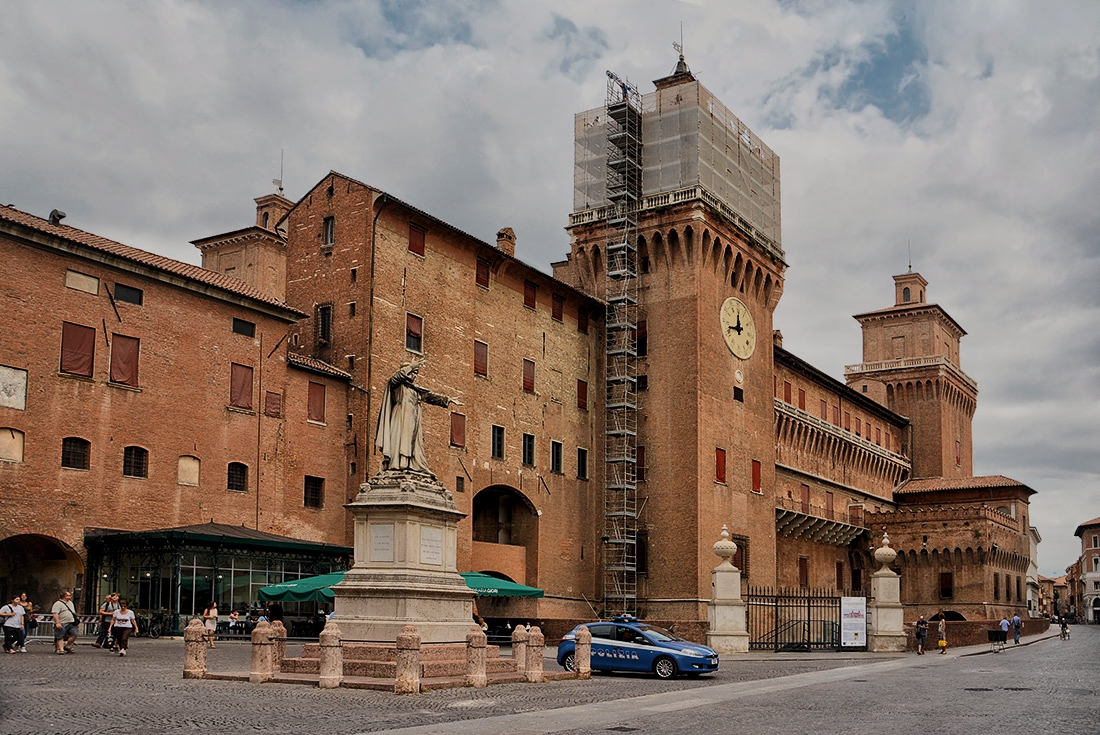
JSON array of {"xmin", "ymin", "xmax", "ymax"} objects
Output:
[
  {"xmin": 0, "ymin": 534, "xmax": 85, "ymax": 611},
  {"xmin": 470, "ymin": 485, "xmax": 538, "ymax": 585}
]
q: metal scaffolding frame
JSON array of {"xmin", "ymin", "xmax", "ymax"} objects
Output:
[{"xmin": 602, "ymin": 70, "xmax": 642, "ymax": 615}]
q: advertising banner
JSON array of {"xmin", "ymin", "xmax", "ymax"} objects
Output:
[{"xmin": 841, "ymin": 597, "xmax": 867, "ymax": 647}]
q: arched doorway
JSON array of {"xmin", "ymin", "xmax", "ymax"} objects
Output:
[
  {"xmin": 471, "ymin": 485, "xmax": 538, "ymax": 585},
  {"xmin": 0, "ymin": 534, "xmax": 85, "ymax": 611}
]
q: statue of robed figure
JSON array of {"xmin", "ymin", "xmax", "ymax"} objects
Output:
[{"xmin": 375, "ymin": 358, "xmax": 460, "ymax": 477}]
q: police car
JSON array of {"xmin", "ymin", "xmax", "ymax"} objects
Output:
[{"xmin": 556, "ymin": 615, "xmax": 720, "ymax": 679}]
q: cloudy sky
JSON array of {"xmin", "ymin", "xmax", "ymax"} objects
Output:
[{"xmin": 2, "ymin": 0, "xmax": 1097, "ymax": 576}]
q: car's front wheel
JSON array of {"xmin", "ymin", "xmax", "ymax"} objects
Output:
[
  {"xmin": 653, "ymin": 656, "xmax": 677, "ymax": 680},
  {"xmin": 562, "ymin": 651, "xmax": 576, "ymax": 672}
]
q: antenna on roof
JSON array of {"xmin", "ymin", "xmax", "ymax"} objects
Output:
[
  {"xmin": 907, "ymin": 239, "xmax": 913, "ymax": 273},
  {"xmin": 273, "ymin": 149, "xmax": 284, "ymax": 197}
]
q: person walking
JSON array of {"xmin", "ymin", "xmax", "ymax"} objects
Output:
[
  {"xmin": 51, "ymin": 589, "xmax": 79, "ymax": 654},
  {"xmin": 1, "ymin": 595, "xmax": 26, "ymax": 653},
  {"xmin": 1011, "ymin": 613, "xmax": 1022, "ymax": 644},
  {"xmin": 109, "ymin": 598, "xmax": 139, "ymax": 656},
  {"xmin": 202, "ymin": 601, "xmax": 219, "ymax": 648},
  {"xmin": 95, "ymin": 593, "xmax": 120, "ymax": 649},
  {"xmin": 17, "ymin": 593, "xmax": 33, "ymax": 652},
  {"xmin": 915, "ymin": 614, "xmax": 929, "ymax": 654},
  {"xmin": 937, "ymin": 615, "xmax": 948, "ymax": 654}
]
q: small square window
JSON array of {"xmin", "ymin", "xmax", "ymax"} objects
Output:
[
  {"xmin": 114, "ymin": 283, "xmax": 143, "ymax": 305},
  {"xmin": 409, "ymin": 223, "xmax": 425, "ymax": 256},
  {"xmin": 552, "ymin": 294, "xmax": 564, "ymax": 322},
  {"xmin": 637, "ymin": 374, "xmax": 648, "ymax": 391},
  {"xmin": 524, "ymin": 281, "xmax": 537, "ymax": 309},
  {"xmin": 304, "ymin": 475, "xmax": 324, "ymax": 508},
  {"xmin": 123, "ymin": 446, "xmax": 148, "ymax": 479},
  {"xmin": 406, "ymin": 313, "xmax": 423, "ymax": 353},
  {"xmin": 476, "ymin": 258, "xmax": 490, "ymax": 289},
  {"xmin": 61, "ymin": 437, "xmax": 90, "ymax": 470},
  {"xmin": 491, "ymin": 425, "xmax": 505, "ymax": 460},
  {"xmin": 577, "ymin": 447, "xmax": 588, "ymax": 480},
  {"xmin": 522, "ymin": 433, "xmax": 535, "ymax": 466},
  {"xmin": 228, "ymin": 462, "xmax": 248, "ymax": 492},
  {"xmin": 232, "ymin": 318, "xmax": 256, "ymax": 337},
  {"xmin": 733, "ymin": 386, "xmax": 744, "ymax": 402},
  {"xmin": 551, "ymin": 440, "xmax": 563, "ymax": 473}
]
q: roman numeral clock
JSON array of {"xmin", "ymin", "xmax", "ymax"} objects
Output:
[{"xmin": 721, "ymin": 297, "xmax": 756, "ymax": 360}]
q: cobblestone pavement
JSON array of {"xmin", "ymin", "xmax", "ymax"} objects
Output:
[{"xmin": 0, "ymin": 629, "xmax": 1093, "ymax": 735}]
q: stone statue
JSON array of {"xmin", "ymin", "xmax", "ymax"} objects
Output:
[{"xmin": 375, "ymin": 358, "xmax": 460, "ymax": 477}]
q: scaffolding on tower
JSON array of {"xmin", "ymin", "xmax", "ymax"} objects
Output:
[{"xmin": 602, "ymin": 70, "xmax": 642, "ymax": 616}]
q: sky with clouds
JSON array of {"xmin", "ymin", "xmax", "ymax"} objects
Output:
[{"xmin": 2, "ymin": 0, "xmax": 1097, "ymax": 576}]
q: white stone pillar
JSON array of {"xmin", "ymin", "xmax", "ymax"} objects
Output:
[
  {"xmin": 466, "ymin": 626, "xmax": 488, "ymax": 688},
  {"xmin": 394, "ymin": 625, "xmax": 421, "ymax": 694},
  {"xmin": 318, "ymin": 621, "xmax": 343, "ymax": 689},
  {"xmin": 249, "ymin": 621, "xmax": 274, "ymax": 683},
  {"xmin": 183, "ymin": 618, "xmax": 207, "ymax": 679},
  {"xmin": 524, "ymin": 626, "xmax": 545, "ymax": 683},
  {"xmin": 574, "ymin": 625, "xmax": 592, "ymax": 679},
  {"xmin": 707, "ymin": 525, "xmax": 750, "ymax": 653},
  {"xmin": 867, "ymin": 532, "xmax": 908, "ymax": 652}
]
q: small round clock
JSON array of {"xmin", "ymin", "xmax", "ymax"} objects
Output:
[{"xmin": 721, "ymin": 297, "xmax": 756, "ymax": 359}]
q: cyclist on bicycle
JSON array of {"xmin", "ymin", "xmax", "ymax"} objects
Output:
[{"xmin": 1059, "ymin": 617, "xmax": 1069, "ymax": 640}]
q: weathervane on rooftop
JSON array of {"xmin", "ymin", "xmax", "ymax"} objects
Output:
[
  {"xmin": 273, "ymin": 149, "xmax": 284, "ymax": 197},
  {"xmin": 673, "ymin": 21, "xmax": 684, "ymax": 57}
]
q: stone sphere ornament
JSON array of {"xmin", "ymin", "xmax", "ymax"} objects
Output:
[
  {"xmin": 713, "ymin": 525, "xmax": 739, "ymax": 567},
  {"xmin": 874, "ymin": 530, "xmax": 897, "ymax": 570}
]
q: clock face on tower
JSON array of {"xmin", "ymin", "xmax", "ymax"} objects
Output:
[{"xmin": 721, "ymin": 297, "xmax": 756, "ymax": 359}]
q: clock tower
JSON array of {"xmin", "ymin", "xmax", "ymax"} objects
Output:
[
  {"xmin": 555, "ymin": 56, "xmax": 785, "ymax": 620},
  {"xmin": 845, "ymin": 272, "xmax": 977, "ymax": 478}
]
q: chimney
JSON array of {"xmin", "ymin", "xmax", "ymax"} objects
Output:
[
  {"xmin": 772, "ymin": 330, "xmax": 783, "ymax": 348},
  {"xmin": 496, "ymin": 227, "xmax": 516, "ymax": 257}
]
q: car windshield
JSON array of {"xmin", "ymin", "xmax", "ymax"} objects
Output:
[{"xmin": 638, "ymin": 625, "xmax": 681, "ymax": 642}]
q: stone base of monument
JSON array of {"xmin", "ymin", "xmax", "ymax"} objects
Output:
[
  {"xmin": 334, "ymin": 469, "xmax": 477, "ymax": 644},
  {"xmin": 280, "ymin": 642, "xmax": 519, "ymax": 679}
]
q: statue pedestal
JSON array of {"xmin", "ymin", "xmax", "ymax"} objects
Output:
[
  {"xmin": 333, "ymin": 470, "xmax": 475, "ymax": 644},
  {"xmin": 706, "ymin": 527, "xmax": 750, "ymax": 654},
  {"xmin": 867, "ymin": 569, "xmax": 907, "ymax": 652}
]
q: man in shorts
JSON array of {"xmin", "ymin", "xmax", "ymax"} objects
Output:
[
  {"xmin": 95, "ymin": 592, "xmax": 119, "ymax": 649},
  {"xmin": 51, "ymin": 589, "xmax": 79, "ymax": 654}
]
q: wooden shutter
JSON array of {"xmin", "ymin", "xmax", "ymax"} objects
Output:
[
  {"xmin": 476, "ymin": 258, "xmax": 490, "ymax": 288},
  {"xmin": 715, "ymin": 448, "xmax": 726, "ymax": 483},
  {"xmin": 524, "ymin": 281, "xmax": 537, "ymax": 309},
  {"xmin": 523, "ymin": 359, "xmax": 535, "ymax": 392},
  {"xmin": 552, "ymin": 294, "xmax": 564, "ymax": 321},
  {"xmin": 474, "ymin": 341, "xmax": 488, "ymax": 376},
  {"xmin": 409, "ymin": 224, "xmax": 425, "ymax": 255},
  {"xmin": 308, "ymin": 381, "xmax": 326, "ymax": 423},
  {"xmin": 60, "ymin": 322, "xmax": 95, "ymax": 376},
  {"xmin": 230, "ymin": 363, "xmax": 253, "ymax": 409},
  {"xmin": 577, "ymin": 379, "xmax": 587, "ymax": 410},
  {"xmin": 109, "ymin": 334, "xmax": 139, "ymax": 386}
]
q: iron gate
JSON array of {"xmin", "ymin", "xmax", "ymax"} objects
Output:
[{"xmin": 746, "ymin": 586, "xmax": 853, "ymax": 651}]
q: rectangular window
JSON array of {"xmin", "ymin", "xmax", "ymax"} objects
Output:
[
  {"xmin": 940, "ymin": 571, "xmax": 954, "ymax": 599},
  {"xmin": 751, "ymin": 459, "xmax": 762, "ymax": 493},
  {"xmin": 635, "ymin": 320, "xmax": 648, "ymax": 357},
  {"xmin": 65, "ymin": 270, "xmax": 99, "ymax": 294},
  {"xmin": 955, "ymin": 440, "xmax": 961, "ymax": 467},
  {"xmin": 450, "ymin": 413, "xmax": 466, "ymax": 448},
  {"xmin": 636, "ymin": 531, "xmax": 649, "ymax": 574},
  {"xmin": 577, "ymin": 379, "xmax": 588, "ymax": 410},
  {"xmin": 578, "ymin": 309, "xmax": 589, "ymax": 334},
  {"xmin": 232, "ymin": 318, "xmax": 256, "ymax": 337},
  {"xmin": 350, "ymin": 267, "xmax": 357, "ymax": 283},
  {"xmin": 851, "ymin": 568, "xmax": 863, "ymax": 592},
  {"xmin": 832, "ymin": 406, "xmax": 840, "ymax": 426},
  {"xmin": 1016, "ymin": 576, "xmax": 1021, "ymax": 602},
  {"xmin": 577, "ymin": 447, "xmax": 588, "ymax": 480},
  {"xmin": 524, "ymin": 280, "xmax": 537, "ymax": 309},
  {"xmin": 635, "ymin": 445, "xmax": 645, "ymax": 482},
  {"xmin": 109, "ymin": 334, "xmax": 140, "ymax": 387},
  {"xmin": 522, "ymin": 433, "xmax": 535, "ymax": 466},
  {"xmin": 522, "ymin": 359, "xmax": 535, "ymax": 393},
  {"xmin": 114, "ymin": 283, "xmax": 144, "ymax": 305},
  {"xmin": 783, "ymin": 381, "xmax": 792, "ymax": 403},
  {"xmin": 848, "ymin": 504, "xmax": 863, "ymax": 526},
  {"xmin": 552, "ymin": 294, "xmax": 564, "ymax": 322},
  {"xmin": 715, "ymin": 448, "xmax": 726, "ymax": 483},
  {"xmin": 836, "ymin": 561, "xmax": 845, "ymax": 591},
  {"xmin": 227, "ymin": 462, "xmax": 248, "ymax": 492},
  {"xmin": 855, "ymin": 417, "xmax": 861, "ymax": 436},
  {"xmin": 408, "ymin": 223, "xmax": 425, "ymax": 255},
  {"xmin": 826, "ymin": 491, "xmax": 834, "ymax": 520},
  {"xmin": 349, "ymin": 302, "xmax": 356, "ymax": 317},
  {"xmin": 993, "ymin": 572, "xmax": 1000, "ymax": 600},
  {"xmin": 798, "ymin": 388, "xmax": 806, "ymax": 411},
  {"xmin": 60, "ymin": 322, "xmax": 95, "ymax": 377},
  {"xmin": 264, "ymin": 391, "xmax": 282, "ymax": 418},
  {"xmin": 798, "ymin": 557, "xmax": 809, "ymax": 588},
  {"xmin": 474, "ymin": 340, "xmax": 488, "ymax": 376},
  {"xmin": 230, "ymin": 363, "xmax": 254, "ymax": 410},
  {"xmin": 476, "ymin": 258, "xmax": 490, "ymax": 288},
  {"xmin": 61, "ymin": 437, "xmax": 90, "ymax": 470},
  {"xmin": 551, "ymin": 440, "xmax": 563, "ymax": 473},
  {"xmin": 456, "ymin": 476, "xmax": 465, "ymax": 493},
  {"xmin": 801, "ymin": 483, "xmax": 810, "ymax": 513},
  {"xmin": 819, "ymin": 399, "xmax": 828, "ymax": 420},
  {"xmin": 318, "ymin": 304, "xmax": 332, "ymax": 345},
  {"xmin": 733, "ymin": 386, "xmax": 744, "ymax": 402},
  {"xmin": 304, "ymin": 475, "xmax": 324, "ymax": 508},
  {"xmin": 886, "ymin": 432, "xmax": 892, "ymax": 451},
  {"xmin": 123, "ymin": 446, "xmax": 148, "ymax": 479},
  {"xmin": 323, "ymin": 217, "xmax": 335, "ymax": 248},
  {"xmin": 307, "ymin": 381, "xmax": 326, "ymax": 423},
  {"xmin": 844, "ymin": 412, "xmax": 851, "ymax": 431},
  {"xmin": 637, "ymin": 374, "xmax": 648, "ymax": 391},
  {"xmin": 406, "ymin": 313, "xmax": 423, "ymax": 353},
  {"xmin": 876, "ymin": 427, "xmax": 882, "ymax": 445},
  {"xmin": 491, "ymin": 425, "xmax": 504, "ymax": 460}
]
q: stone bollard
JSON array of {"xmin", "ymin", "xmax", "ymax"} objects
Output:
[
  {"xmin": 510, "ymin": 625, "xmax": 528, "ymax": 673},
  {"xmin": 249, "ymin": 621, "xmax": 274, "ymax": 684},
  {"xmin": 269, "ymin": 620, "xmax": 287, "ymax": 672},
  {"xmin": 524, "ymin": 626, "xmax": 545, "ymax": 683},
  {"xmin": 394, "ymin": 625, "xmax": 421, "ymax": 695},
  {"xmin": 574, "ymin": 625, "xmax": 591, "ymax": 680},
  {"xmin": 466, "ymin": 626, "xmax": 488, "ymax": 688},
  {"xmin": 183, "ymin": 618, "xmax": 208, "ymax": 679},
  {"xmin": 318, "ymin": 621, "xmax": 343, "ymax": 689}
]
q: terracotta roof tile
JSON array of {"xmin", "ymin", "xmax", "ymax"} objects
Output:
[
  {"xmin": 287, "ymin": 353, "xmax": 352, "ymax": 380},
  {"xmin": 1, "ymin": 205, "xmax": 301, "ymax": 315},
  {"xmin": 897, "ymin": 475, "xmax": 1032, "ymax": 494}
]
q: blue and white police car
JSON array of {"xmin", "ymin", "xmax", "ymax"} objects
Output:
[{"xmin": 556, "ymin": 615, "xmax": 720, "ymax": 679}]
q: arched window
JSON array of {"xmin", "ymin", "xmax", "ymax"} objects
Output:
[
  {"xmin": 262, "ymin": 212, "xmax": 269, "ymax": 228},
  {"xmin": 903, "ymin": 287, "xmax": 911, "ymax": 303},
  {"xmin": 227, "ymin": 462, "xmax": 248, "ymax": 492},
  {"xmin": 61, "ymin": 437, "xmax": 91, "ymax": 470},
  {"xmin": 123, "ymin": 446, "xmax": 148, "ymax": 478},
  {"xmin": 0, "ymin": 428, "xmax": 25, "ymax": 463},
  {"xmin": 178, "ymin": 455, "xmax": 200, "ymax": 486}
]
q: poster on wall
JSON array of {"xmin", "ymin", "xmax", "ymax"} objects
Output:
[{"xmin": 841, "ymin": 597, "xmax": 867, "ymax": 647}]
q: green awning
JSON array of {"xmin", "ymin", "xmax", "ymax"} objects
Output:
[{"xmin": 257, "ymin": 571, "xmax": 543, "ymax": 603}]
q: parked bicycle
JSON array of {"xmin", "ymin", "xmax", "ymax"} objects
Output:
[{"xmin": 135, "ymin": 614, "xmax": 163, "ymax": 638}]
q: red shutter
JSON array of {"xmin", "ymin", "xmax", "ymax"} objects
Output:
[
  {"xmin": 578, "ymin": 309, "xmax": 589, "ymax": 334},
  {"xmin": 450, "ymin": 412, "xmax": 466, "ymax": 447},
  {"xmin": 474, "ymin": 341, "xmax": 488, "ymax": 376},
  {"xmin": 523, "ymin": 359, "xmax": 535, "ymax": 392},
  {"xmin": 264, "ymin": 391, "xmax": 282, "ymax": 418},
  {"xmin": 476, "ymin": 258, "xmax": 490, "ymax": 288},
  {"xmin": 752, "ymin": 459, "xmax": 762, "ymax": 493},
  {"xmin": 783, "ymin": 381, "xmax": 792, "ymax": 403},
  {"xmin": 230, "ymin": 363, "xmax": 253, "ymax": 409},
  {"xmin": 715, "ymin": 448, "xmax": 726, "ymax": 483},
  {"xmin": 798, "ymin": 557, "xmax": 809, "ymax": 587},
  {"xmin": 844, "ymin": 412, "xmax": 851, "ymax": 431},
  {"xmin": 308, "ymin": 381, "xmax": 326, "ymax": 423},
  {"xmin": 60, "ymin": 322, "xmax": 95, "ymax": 376},
  {"xmin": 577, "ymin": 379, "xmax": 588, "ymax": 410},
  {"xmin": 109, "ymin": 334, "xmax": 139, "ymax": 386},
  {"xmin": 524, "ymin": 281, "xmax": 537, "ymax": 309},
  {"xmin": 552, "ymin": 294, "xmax": 564, "ymax": 321},
  {"xmin": 798, "ymin": 388, "xmax": 806, "ymax": 410},
  {"xmin": 801, "ymin": 483, "xmax": 810, "ymax": 513},
  {"xmin": 855, "ymin": 417, "xmax": 861, "ymax": 436},
  {"xmin": 409, "ymin": 224, "xmax": 425, "ymax": 255},
  {"xmin": 826, "ymin": 491, "xmax": 834, "ymax": 520},
  {"xmin": 820, "ymin": 399, "xmax": 828, "ymax": 420}
]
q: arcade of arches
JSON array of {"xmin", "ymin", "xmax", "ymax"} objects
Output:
[{"xmin": 0, "ymin": 533, "xmax": 83, "ymax": 609}]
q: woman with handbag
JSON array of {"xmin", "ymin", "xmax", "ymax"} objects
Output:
[
  {"xmin": 202, "ymin": 601, "xmax": 219, "ymax": 649},
  {"xmin": 109, "ymin": 598, "xmax": 139, "ymax": 657},
  {"xmin": 937, "ymin": 615, "xmax": 948, "ymax": 654}
]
